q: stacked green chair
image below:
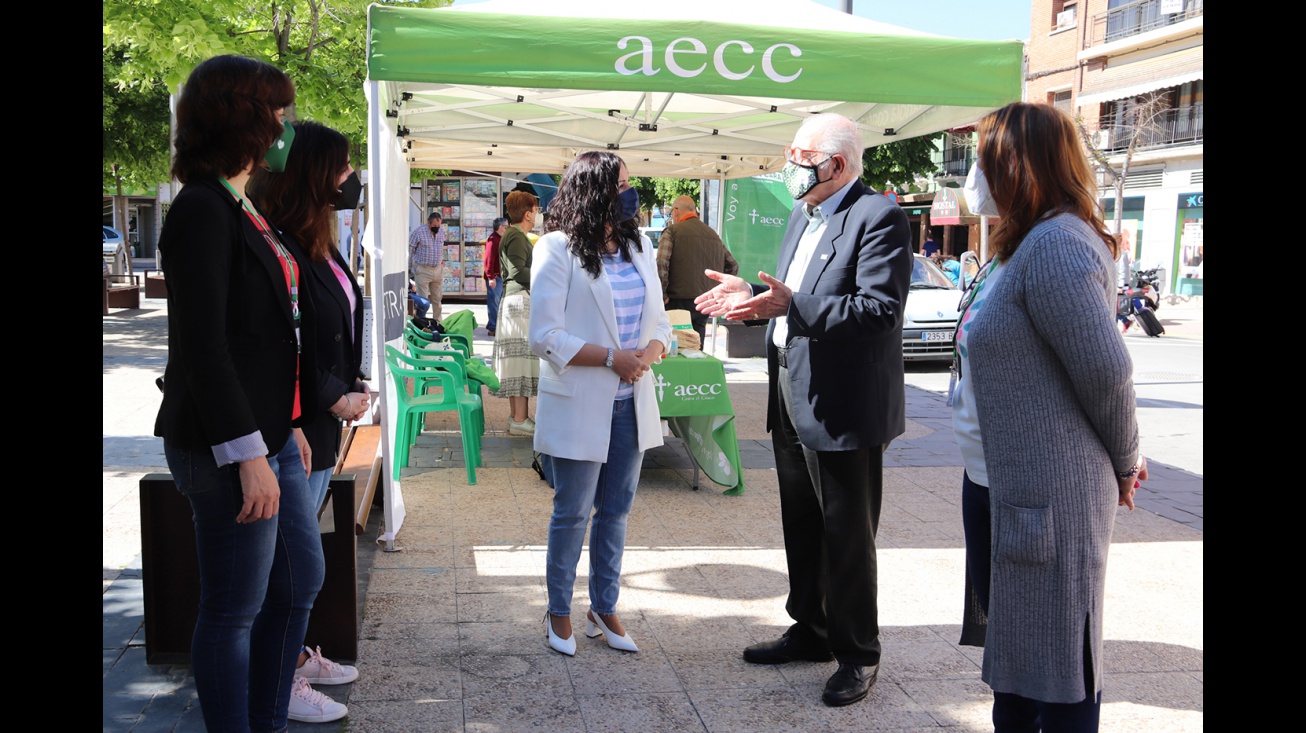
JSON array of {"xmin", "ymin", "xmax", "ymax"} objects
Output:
[
  {"xmin": 406, "ymin": 318, "xmax": 474, "ymax": 360},
  {"xmin": 400, "ymin": 333, "xmax": 490, "ymax": 434},
  {"xmin": 384, "ymin": 345, "xmax": 483, "ymax": 485},
  {"xmin": 402, "ymin": 330, "xmax": 498, "ymax": 400}
]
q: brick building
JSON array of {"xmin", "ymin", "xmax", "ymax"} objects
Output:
[{"xmin": 1025, "ymin": 0, "xmax": 1203, "ymax": 297}]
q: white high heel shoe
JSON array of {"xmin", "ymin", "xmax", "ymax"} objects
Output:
[
  {"xmin": 545, "ymin": 613, "xmax": 576, "ymax": 656},
  {"xmin": 585, "ymin": 610, "xmax": 639, "ymax": 652}
]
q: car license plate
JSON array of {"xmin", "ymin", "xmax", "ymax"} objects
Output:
[{"xmin": 922, "ymin": 331, "xmax": 952, "ymax": 342}]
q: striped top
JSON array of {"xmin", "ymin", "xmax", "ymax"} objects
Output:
[{"xmin": 603, "ymin": 251, "xmax": 646, "ymax": 400}]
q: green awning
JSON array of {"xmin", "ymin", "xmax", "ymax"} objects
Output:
[{"xmin": 366, "ymin": 0, "xmax": 1023, "ymax": 178}]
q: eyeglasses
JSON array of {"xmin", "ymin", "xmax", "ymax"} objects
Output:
[{"xmin": 784, "ymin": 146, "xmax": 835, "ymax": 166}]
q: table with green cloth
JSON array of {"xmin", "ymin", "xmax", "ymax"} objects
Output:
[{"xmin": 650, "ymin": 353, "xmax": 745, "ymax": 495}]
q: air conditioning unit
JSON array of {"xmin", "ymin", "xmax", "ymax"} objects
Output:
[
  {"xmin": 1094, "ymin": 129, "xmax": 1113, "ymax": 150},
  {"xmin": 1056, "ymin": 9, "xmax": 1076, "ymax": 29}
]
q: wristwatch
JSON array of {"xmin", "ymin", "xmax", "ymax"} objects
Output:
[{"xmin": 604, "ymin": 348, "xmax": 614, "ymax": 368}]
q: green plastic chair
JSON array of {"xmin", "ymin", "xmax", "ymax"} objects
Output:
[
  {"xmin": 388, "ymin": 343, "xmax": 486, "ymax": 437},
  {"xmin": 406, "ymin": 318, "xmax": 474, "ymax": 359},
  {"xmin": 384, "ymin": 345, "xmax": 482, "ymax": 484},
  {"xmin": 403, "ymin": 331, "xmax": 493, "ymax": 403},
  {"xmin": 401, "ymin": 334, "xmax": 488, "ymax": 435}
]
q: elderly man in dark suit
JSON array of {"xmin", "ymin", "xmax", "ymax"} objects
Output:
[{"xmin": 696, "ymin": 112, "xmax": 912, "ymax": 707}]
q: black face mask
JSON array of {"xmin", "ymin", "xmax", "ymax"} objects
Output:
[
  {"xmin": 333, "ymin": 171, "xmax": 362, "ymax": 210},
  {"xmin": 430, "ymin": 225, "xmax": 441, "ymax": 234}
]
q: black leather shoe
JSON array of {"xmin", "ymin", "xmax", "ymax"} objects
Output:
[
  {"xmin": 742, "ymin": 633, "xmax": 834, "ymax": 664},
  {"xmin": 821, "ymin": 663, "xmax": 878, "ymax": 707}
]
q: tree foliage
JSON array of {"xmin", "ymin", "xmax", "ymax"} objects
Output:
[
  {"xmin": 859, "ymin": 134, "xmax": 942, "ymax": 194},
  {"xmin": 103, "ymin": 46, "xmax": 172, "ymax": 193},
  {"xmin": 628, "ymin": 176, "xmax": 701, "ymax": 217},
  {"xmin": 102, "ymin": 0, "xmax": 450, "ymax": 187}
]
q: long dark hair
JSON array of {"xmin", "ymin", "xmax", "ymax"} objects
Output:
[
  {"xmin": 977, "ymin": 102, "xmax": 1117, "ymax": 261},
  {"xmin": 247, "ymin": 121, "xmax": 350, "ymax": 263},
  {"xmin": 548, "ymin": 151, "xmax": 640, "ymax": 278},
  {"xmin": 171, "ymin": 55, "xmax": 295, "ymax": 184}
]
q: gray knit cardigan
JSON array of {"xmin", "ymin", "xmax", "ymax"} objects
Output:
[{"xmin": 967, "ymin": 213, "xmax": 1140, "ymax": 704}]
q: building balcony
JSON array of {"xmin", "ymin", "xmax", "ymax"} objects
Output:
[
  {"xmin": 1086, "ymin": 103, "xmax": 1203, "ymax": 156},
  {"xmin": 938, "ymin": 148, "xmax": 976, "ymax": 180},
  {"xmin": 1080, "ymin": 0, "xmax": 1203, "ymax": 60}
]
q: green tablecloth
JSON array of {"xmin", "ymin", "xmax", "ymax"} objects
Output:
[{"xmin": 650, "ymin": 355, "xmax": 744, "ymax": 495}]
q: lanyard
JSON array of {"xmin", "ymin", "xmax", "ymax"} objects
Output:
[
  {"xmin": 946, "ymin": 259, "xmax": 996, "ymax": 406},
  {"xmin": 220, "ymin": 178, "xmax": 301, "ymax": 351}
]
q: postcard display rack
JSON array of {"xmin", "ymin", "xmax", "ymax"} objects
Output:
[{"xmin": 424, "ymin": 176, "xmax": 501, "ymax": 298}]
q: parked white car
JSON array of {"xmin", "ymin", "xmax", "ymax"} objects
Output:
[
  {"xmin": 903, "ymin": 254, "xmax": 963, "ymax": 362},
  {"xmin": 638, "ymin": 225, "xmax": 665, "ymax": 248},
  {"xmin": 103, "ymin": 225, "xmax": 125, "ymax": 256}
]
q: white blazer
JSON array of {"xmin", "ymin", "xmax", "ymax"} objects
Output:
[{"xmin": 529, "ymin": 231, "xmax": 673, "ymax": 462}]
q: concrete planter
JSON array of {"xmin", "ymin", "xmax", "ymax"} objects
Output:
[{"xmin": 722, "ymin": 320, "xmax": 768, "ymax": 358}]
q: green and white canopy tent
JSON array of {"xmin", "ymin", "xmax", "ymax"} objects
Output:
[{"xmin": 361, "ymin": 0, "xmax": 1022, "ymax": 543}]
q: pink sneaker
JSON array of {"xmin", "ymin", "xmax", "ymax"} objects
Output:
[
  {"xmin": 288, "ymin": 676, "xmax": 348, "ymax": 723},
  {"xmin": 297, "ymin": 645, "xmax": 359, "ymax": 685}
]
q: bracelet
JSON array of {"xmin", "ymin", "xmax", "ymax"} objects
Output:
[{"xmin": 1115, "ymin": 458, "xmax": 1142, "ymax": 480}]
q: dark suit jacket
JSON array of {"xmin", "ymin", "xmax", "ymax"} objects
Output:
[
  {"xmin": 154, "ymin": 178, "xmax": 316, "ymax": 457},
  {"xmin": 280, "ymin": 232, "xmax": 366, "ymax": 472},
  {"xmin": 759, "ymin": 180, "xmax": 912, "ymax": 451}
]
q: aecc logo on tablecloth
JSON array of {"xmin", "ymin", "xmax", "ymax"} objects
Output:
[{"xmin": 654, "ymin": 372, "xmax": 724, "ymax": 403}]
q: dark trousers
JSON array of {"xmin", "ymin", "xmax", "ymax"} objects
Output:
[
  {"xmin": 993, "ymin": 691, "xmax": 1102, "ymax": 733},
  {"xmin": 772, "ymin": 365, "xmax": 883, "ymax": 666},
  {"xmin": 666, "ymin": 297, "xmax": 707, "ymax": 343},
  {"xmin": 961, "ymin": 471, "xmax": 991, "ymax": 614}
]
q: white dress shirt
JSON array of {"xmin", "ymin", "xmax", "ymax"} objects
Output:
[{"xmin": 773, "ymin": 178, "xmax": 858, "ymax": 347}]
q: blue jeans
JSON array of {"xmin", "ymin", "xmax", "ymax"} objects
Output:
[
  {"xmin": 307, "ymin": 468, "xmax": 332, "ymax": 517},
  {"xmin": 165, "ymin": 434, "xmax": 325, "ymax": 733},
  {"xmin": 485, "ymin": 277, "xmax": 504, "ymax": 331},
  {"xmin": 544, "ymin": 399, "xmax": 643, "ymax": 618}
]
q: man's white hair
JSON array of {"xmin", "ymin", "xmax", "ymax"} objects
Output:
[{"xmin": 796, "ymin": 113, "xmax": 864, "ymax": 178}]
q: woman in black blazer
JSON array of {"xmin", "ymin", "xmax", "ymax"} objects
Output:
[
  {"xmin": 248, "ymin": 120, "xmax": 370, "ymax": 720},
  {"xmin": 151, "ymin": 55, "xmax": 335, "ymax": 731}
]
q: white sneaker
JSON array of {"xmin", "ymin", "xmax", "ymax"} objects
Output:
[
  {"xmin": 297, "ymin": 645, "xmax": 359, "ymax": 685},
  {"xmin": 508, "ymin": 417, "xmax": 535, "ymax": 436},
  {"xmin": 288, "ymin": 676, "xmax": 348, "ymax": 723}
]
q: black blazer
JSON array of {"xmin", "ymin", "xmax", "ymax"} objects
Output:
[
  {"xmin": 154, "ymin": 178, "xmax": 316, "ymax": 457},
  {"xmin": 280, "ymin": 232, "xmax": 366, "ymax": 472},
  {"xmin": 759, "ymin": 180, "xmax": 913, "ymax": 451}
]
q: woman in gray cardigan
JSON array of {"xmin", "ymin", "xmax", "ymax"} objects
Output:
[{"xmin": 950, "ymin": 102, "xmax": 1147, "ymax": 732}]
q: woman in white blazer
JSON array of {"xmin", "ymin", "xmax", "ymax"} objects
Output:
[{"xmin": 529, "ymin": 151, "xmax": 672, "ymax": 656}]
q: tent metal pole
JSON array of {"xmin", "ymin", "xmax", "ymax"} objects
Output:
[{"xmin": 707, "ymin": 173, "xmax": 726, "ymax": 357}]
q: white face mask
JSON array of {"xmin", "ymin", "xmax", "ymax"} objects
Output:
[{"xmin": 962, "ymin": 162, "xmax": 1001, "ymax": 218}]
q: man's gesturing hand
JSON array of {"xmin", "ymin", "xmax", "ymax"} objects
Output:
[
  {"xmin": 696, "ymin": 269, "xmax": 758, "ymax": 320},
  {"xmin": 695, "ymin": 269, "xmax": 792, "ymax": 322}
]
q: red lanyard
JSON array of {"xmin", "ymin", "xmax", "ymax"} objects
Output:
[{"xmin": 220, "ymin": 179, "xmax": 301, "ymax": 351}]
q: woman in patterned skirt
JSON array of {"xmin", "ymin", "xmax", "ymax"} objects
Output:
[{"xmin": 493, "ymin": 190, "xmax": 541, "ymax": 435}]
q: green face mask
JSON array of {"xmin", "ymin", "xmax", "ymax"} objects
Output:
[{"xmin": 263, "ymin": 120, "xmax": 296, "ymax": 173}]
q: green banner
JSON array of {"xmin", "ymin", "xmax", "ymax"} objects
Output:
[
  {"xmin": 368, "ymin": 7, "xmax": 1023, "ymax": 106},
  {"xmin": 667, "ymin": 414, "xmax": 744, "ymax": 494},
  {"xmin": 651, "ymin": 355, "xmax": 735, "ymax": 416},
  {"xmin": 651, "ymin": 355, "xmax": 743, "ymax": 494},
  {"xmin": 720, "ymin": 176, "xmax": 792, "ymax": 285}
]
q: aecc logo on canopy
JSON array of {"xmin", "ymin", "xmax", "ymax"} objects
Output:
[{"xmin": 615, "ymin": 36, "xmax": 803, "ymax": 83}]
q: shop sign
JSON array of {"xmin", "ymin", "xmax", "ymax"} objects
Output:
[{"xmin": 930, "ymin": 187, "xmax": 963, "ymax": 225}]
